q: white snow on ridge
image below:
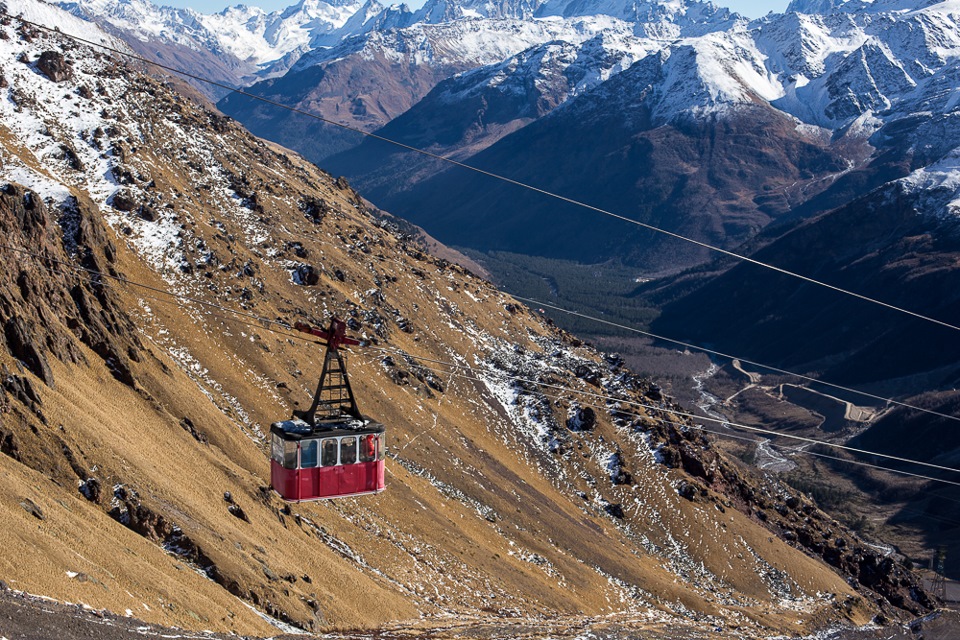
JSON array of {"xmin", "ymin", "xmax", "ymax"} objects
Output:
[
  {"xmin": 1, "ymin": 166, "xmax": 73, "ymax": 203},
  {"xmin": 315, "ymin": 14, "xmax": 643, "ymax": 70},
  {"xmin": 900, "ymin": 144, "xmax": 960, "ymax": 217},
  {"xmin": 6, "ymin": 0, "xmax": 126, "ymax": 48},
  {"xmin": 690, "ymin": 30, "xmax": 784, "ymax": 103},
  {"xmin": 56, "ymin": 0, "xmax": 365, "ymax": 66},
  {"xmin": 0, "ymin": 4, "xmax": 271, "ymax": 280},
  {"xmin": 203, "ymin": 0, "xmax": 366, "ymax": 62},
  {"xmin": 0, "ymin": 9, "xmax": 123, "ymax": 208}
]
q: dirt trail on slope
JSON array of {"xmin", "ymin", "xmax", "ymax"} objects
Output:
[{"xmin": 0, "ymin": 586, "xmax": 958, "ymax": 640}]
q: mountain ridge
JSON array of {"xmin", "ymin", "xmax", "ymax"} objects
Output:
[{"xmin": 209, "ymin": 0, "xmax": 960, "ymax": 276}]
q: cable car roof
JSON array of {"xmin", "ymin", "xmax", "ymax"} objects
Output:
[{"xmin": 271, "ymin": 417, "xmax": 385, "ymax": 440}]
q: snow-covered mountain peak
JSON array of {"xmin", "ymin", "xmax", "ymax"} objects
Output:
[
  {"xmin": 786, "ymin": 0, "xmax": 949, "ymax": 16},
  {"xmin": 577, "ymin": 28, "xmax": 784, "ymax": 126},
  {"xmin": 215, "ymin": 3, "xmax": 266, "ymax": 20},
  {"xmin": 687, "ymin": 30, "xmax": 783, "ymax": 103},
  {"xmin": 6, "ymin": 0, "xmax": 125, "ymax": 48},
  {"xmin": 57, "ymin": 0, "xmax": 202, "ymax": 43},
  {"xmin": 274, "ymin": 0, "xmax": 361, "ymax": 21},
  {"xmin": 786, "ymin": 0, "xmax": 870, "ymax": 13},
  {"xmin": 290, "ymin": 10, "xmax": 640, "ymax": 72},
  {"xmin": 438, "ymin": 31, "xmax": 649, "ymax": 106},
  {"xmin": 534, "ymin": 0, "xmax": 739, "ymax": 37},
  {"xmin": 58, "ymin": 0, "xmax": 365, "ymax": 65},
  {"xmin": 740, "ymin": 0, "xmax": 959, "ymax": 130},
  {"xmin": 460, "ymin": 0, "xmax": 541, "ymax": 18},
  {"xmin": 754, "ymin": 11, "xmax": 867, "ymax": 79}
]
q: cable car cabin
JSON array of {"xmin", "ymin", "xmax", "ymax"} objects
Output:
[
  {"xmin": 270, "ymin": 317, "xmax": 386, "ymax": 501},
  {"xmin": 271, "ymin": 417, "xmax": 385, "ymax": 501}
]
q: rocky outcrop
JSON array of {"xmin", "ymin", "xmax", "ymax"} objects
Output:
[
  {"xmin": 35, "ymin": 50, "xmax": 72, "ymax": 82},
  {"xmin": 649, "ymin": 415, "xmax": 937, "ymax": 616},
  {"xmin": 0, "ymin": 183, "xmax": 155, "ymax": 504},
  {"xmin": 0, "ymin": 185, "xmax": 144, "ymax": 389}
]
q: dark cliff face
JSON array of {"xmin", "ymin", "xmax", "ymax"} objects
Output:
[
  {"xmin": 217, "ymin": 49, "xmax": 469, "ymax": 164},
  {"xmin": 0, "ymin": 182, "xmax": 149, "ymax": 487},
  {"xmin": 329, "ymin": 98, "xmax": 849, "ymax": 273},
  {"xmin": 0, "ymin": 185, "xmax": 145, "ymax": 392}
]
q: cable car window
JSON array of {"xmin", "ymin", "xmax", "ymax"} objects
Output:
[
  {"xmin": 360, "ymin": 434, "xmax": 376, "ymax": 462},
  {"xmin": 282, "ymin": 440, "xmax": 298, "ymax": 469},
  {"xmin": 341, "ymin": 437, "xmax": 357, "ymax": 465},
  {"xmin": 301, "ymin": 439, "xmax": 319, "ymax": 468},
  {"xmin": 271, "ymin": 433, "xmax": 284, "ymax": 464},
  {"xmin": 321, "ymin": 439, "xmax": 338, "ymax": 467},
  {"xmin": 378, "ymin": 433, "xmax": 385, "ymax": 460}
]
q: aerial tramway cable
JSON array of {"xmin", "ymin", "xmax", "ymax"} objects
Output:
[
  {"xmin": 364, "ymin": 344, "xmax": 960, "ymax": 480},
  {"xmin": 3, "ymin": 241, "xmax": 959, "ymax": 490},
  {"xmin": 8, "ymin": 12, "xmax": 960, "ymax": 336}
]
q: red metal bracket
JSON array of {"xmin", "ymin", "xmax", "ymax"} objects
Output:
[{"xmin": 294, "ymin": 317, "xmax": 360, "ymax": 351}]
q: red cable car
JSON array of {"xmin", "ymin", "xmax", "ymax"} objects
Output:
[{"xmin": 270, "ymin": 318, "xmax": 385, "ymax": 501}]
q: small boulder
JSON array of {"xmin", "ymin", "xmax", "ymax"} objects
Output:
[
  {"xmin": 20, "ymin": 498, "xmax": 44, "ymax": 520},
  {"xmin": 604, "ymin": 503, "xmax": 625, "ymax": 519},
  {"xmin": 228, "ymin": 503, "xmax": 250, "ymax": 523},
  {"xmin": 36, "ymin": 51, "xmax": 73, "ymax": 82},
  {"xmin": 110, "ymin": 190, "xmax": 138, "ymax": 212},
  {"xmin": 79, "ymin": 477, "xmax": 102, "ymax": 504},
  {"xmin": 677, "ymin": 481, "xmax": 698, "ymax": 501},
  {"xmin": 292, "ymin": 264, "xmax": 319, "ymax": 286},
  {"xmin": 574, "ymin": 364, "xmax": 600, "ymax": 386},
  {"xmin": 566, "ymin": 404, "xmax": 596, "ymax": 431}
]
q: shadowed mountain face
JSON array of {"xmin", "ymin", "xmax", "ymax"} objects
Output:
[
  {"xmin": 216, "ymin": 42, "xmax": 471, "ymax": 161},
  {"xmin": 849, "ymin": 391, "xmax": 960, "ymax": 579},
  {"xmin": 631, "ymin": 162, "xmax": 960, "ymax": 583},
  {"xmin": 328, "ymin": 96, "xmax": 848, "ymax": 271},
  {"xmin": 645, "ymin": 165, "xmax": 960, "ymax": 392},
  {"xmin": 637, "ymin": 163, "xmax": 960, "ymax": 578}
]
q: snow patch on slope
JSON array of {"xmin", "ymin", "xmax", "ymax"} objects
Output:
[{"xmin": 900, "ymin": 145, "xmax": 960, "ymax": 218}]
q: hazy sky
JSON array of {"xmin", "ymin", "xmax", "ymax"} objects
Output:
[{"xmin": 163, "ymin": 0, "xmax": 792, "ymax": 18}]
